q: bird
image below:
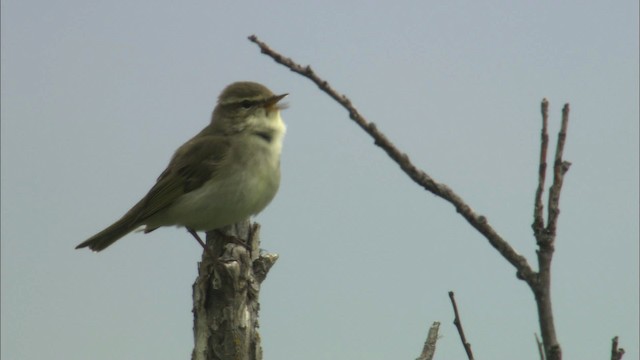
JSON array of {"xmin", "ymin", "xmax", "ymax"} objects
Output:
[{"xmin": 75, "ymin": 81, "xmax": 287, "ymax": 252}]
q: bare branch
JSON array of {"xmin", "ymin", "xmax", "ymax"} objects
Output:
[
  {"xmin": 248, "ymin": 35, "xmax": 578, "ymax": 360},
  {"xmin": 532, "ymin": 99, "xmax": 550, "ymax": 234},
  {"xmin": 531, "ymin": 103, "xmax": 570, "ymax": 360},
  {"xmin": 448, "ymin": 292, "xmax": 474, "ymax": 360},
  {"xmin": 416, "ymin": 322, "xmax": 440, "ymax": 360},
  {"xmin": 610, "ymin": 336, "xmax": 625, "ymax": 360},
  {"xmin": 534, "ymin": 333, "xmax": 545, "ymax": 360},
  {"xmin": 248, "ymin": 34, "xmax": 536, "ymax": 284},
  {"xmin": 546, "ymin": 104, "xmax": 571, "ymax": 237}
]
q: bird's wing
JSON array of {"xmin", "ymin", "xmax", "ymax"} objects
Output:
[{"xmin": 130, "ymin": 135, "xmax": 232, "ymax": 223}]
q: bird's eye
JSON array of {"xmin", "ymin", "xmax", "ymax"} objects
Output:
[{"xmin": 240, "ymin": 100, "xmax": 253, "ymax": 109}]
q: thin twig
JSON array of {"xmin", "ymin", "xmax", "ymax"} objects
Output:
[
  {"xmin": 532, "ymin": 99, "xmax": 550, "ymax": 235},
  {"xmin": 416, "ymin": 322, "xmax": 440, "ymax": 360},
  {"xmin": 248, "ymin": 34, "xmax": 537, "ymax": 284},
  {"xmin": 535, "ymin": 333, "xmax": 545, "ymax": 360},
  {"xmin": 610, "ymin": 336, "xmax": 625, "ymax": 360},
  {"xmin": 546, "ymin": 104, "xmax": 571, "ymax": 237},
  {"xmin": 448, "ymin": 292, "xmax": 474, "ymax": 360}
]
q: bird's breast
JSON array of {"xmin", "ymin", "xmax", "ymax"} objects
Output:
[{"xmin": 146, "ymin": 135, "xmax": 282, "ymax": 231}]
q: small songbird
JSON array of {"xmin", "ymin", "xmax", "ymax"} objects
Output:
[{"xmin": 76, "ymin": 82, "xmax": 287, "ymax": 252}]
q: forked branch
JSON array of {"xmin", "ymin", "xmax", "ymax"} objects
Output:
[{"xmin": 247, "ymin": 35, "xmax": 577, "ymax": 360}]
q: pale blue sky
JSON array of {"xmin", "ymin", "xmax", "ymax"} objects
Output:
[{"xmin": 2, "ymin": 1, "xmax": 638, "ymax": 359}]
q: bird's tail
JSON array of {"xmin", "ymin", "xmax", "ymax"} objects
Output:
[{"xmin": 75, "ymin": 216, "xmax": 140, "ymax": 252}]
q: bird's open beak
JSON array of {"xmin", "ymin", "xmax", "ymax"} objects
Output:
[{"xmin": 264, "ymin": 93, "xmax": 288, "ymax": 110}]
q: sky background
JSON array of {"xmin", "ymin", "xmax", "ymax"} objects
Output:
[{"xmin": 2, "ymin": 1, "xmax": 638, "ymax": 359}]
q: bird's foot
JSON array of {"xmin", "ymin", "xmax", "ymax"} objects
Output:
[{"xmin": 187, "ymin": 228, "xmax": 216, "ymax": 259}]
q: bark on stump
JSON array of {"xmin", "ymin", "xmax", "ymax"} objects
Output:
[{"xmin": 191, "ymin": 220, "xmax": 278, "ymax": 360}]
